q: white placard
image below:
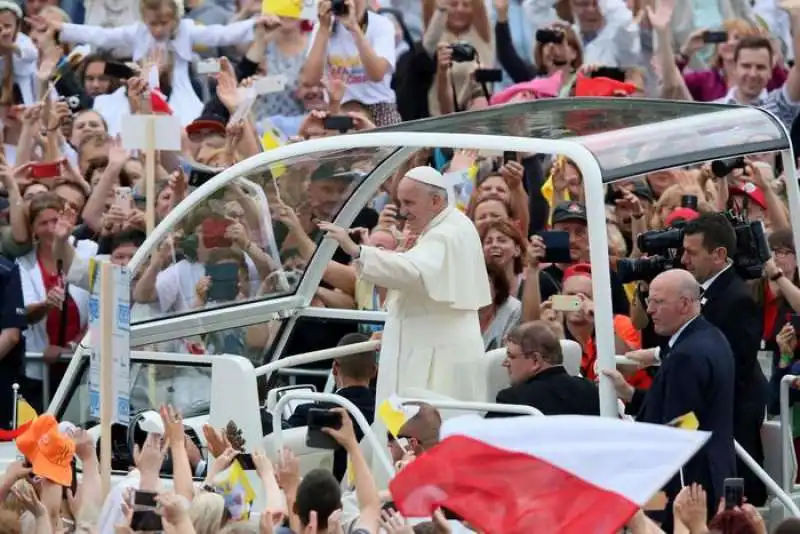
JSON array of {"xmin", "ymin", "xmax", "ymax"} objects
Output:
[
  {"xmin": 230, "ymin": 87, "xmax": 257, "ymax": 124},
  {"xmin": 121, "ymin": 114, "xmax": 182, "ymax": 151},
  {"xmin": 88, "ymin": 261, "xmax": 131, "ymax": 425}
]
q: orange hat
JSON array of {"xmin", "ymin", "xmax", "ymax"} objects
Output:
[
  {"xmin": 31, "ymin": 428, "xmax": 75, "ymax": 486},
  {"xmin": 16, "ymin": 414, "xmax": 57, "ymax": 461}
]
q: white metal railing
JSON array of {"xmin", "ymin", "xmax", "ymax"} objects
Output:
[
  {"xmin": 736, "ymin": 439, "xmax": 800, "ymax": 516},
  {"xmin": 23, "ymin": 351, "xmax": 66, "ymax": 409},
  {"xmin": 398, "ymin": 398, "xmax": 543, "ymax": 417},
  {"xmin": 254, "ymin": 340, "xmax": 380, "ymax": 380},
  {"xmin": 270, "ymin": 391, "xmax": 395, "ymax": 479},
  {"xmin": 780, "ymin": 375, "xmax": 798, "ymax": 494}
]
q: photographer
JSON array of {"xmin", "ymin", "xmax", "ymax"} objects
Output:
[
  {"xmin": 423, "ymin": 0, "xmax": 494, "ymax": 115},
  {"xmin": 301, "ymin": 0, "xmax": 401, "ymax": 126}
]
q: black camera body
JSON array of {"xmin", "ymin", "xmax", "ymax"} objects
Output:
[
  {"xmin": 332, "ymin": 0, "xmax": 348, "ymax": 16},
  {"xmin": 535, "ymin": 28, "xmax": 564, "ymax": 45},
  {"xmin": 711, "ymin": 157, "xmax": 746, "ymax": 178},
  {"xmin": 450, "ymin": 41, "xmax": 477, "ymax": 62},
  {"xmin": 615, "ymin": 213, "xmax": 770, "ymax": 283}
]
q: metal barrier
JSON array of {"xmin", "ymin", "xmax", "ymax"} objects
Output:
[
  {"xmin": 270, "ymin": 391, "xmax": 395, "ymax": 479},
  {"xmin": 736, "ymin": 439, "xmax": 800, "ymax": 516},
  {"xmin": 399, "ymin": 398, "xmax": 543, "ymax": 417},
  {"xmin": 780, "ymin": 375, "xmax": 798, "ymax": 494},
  {"xmin": 254, "ymin": 340, "xmax": 380, "ymax": 380}
]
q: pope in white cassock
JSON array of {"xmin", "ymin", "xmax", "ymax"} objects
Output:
[{"xmin": 318, "ymin": 166, "xmax": 492, "ymax": 405}]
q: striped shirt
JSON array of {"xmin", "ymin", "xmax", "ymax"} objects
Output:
[{"xmin": 714, "ymin": 85, "xmax": 800, "ymax": 129}]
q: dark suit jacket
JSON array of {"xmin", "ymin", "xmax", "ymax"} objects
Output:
[
  {"xmin": 287, "ymin": 386, "xmax": 375, "ymax": 481},
  {"xmin": 633, "ymin": 316, "xmax": 736, "ymax": 507},
  {"xmin": 701, "ymin": 267, "xmax": 766, "ymax": 420},
  {"xmin": 486, "ymin": 366, "xmax": 600, "ymax": 417}
]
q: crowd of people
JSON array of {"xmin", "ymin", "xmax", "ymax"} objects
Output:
[{"xmin": 0, "ymin": 0, "xmax": 799, "ymax": 531}]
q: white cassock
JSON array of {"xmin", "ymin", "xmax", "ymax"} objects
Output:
[{"xmin": 355, "ymin": 204, "xmax": 491, "ymax": 405}]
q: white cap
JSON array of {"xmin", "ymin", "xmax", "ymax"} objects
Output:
[
  {"xmin": 405, "ymin": 166, "xmax": 445, "ymax": 188},
  {"xmin": 405, "ymin": 166, "xmax": 460, "ymax": 207}
]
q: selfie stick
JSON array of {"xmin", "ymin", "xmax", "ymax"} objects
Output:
[{"xmin": 11, "ymin": 383, "xmax": 18, "ymax": 430}]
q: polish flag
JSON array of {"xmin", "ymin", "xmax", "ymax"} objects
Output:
[{"xmin": 389, "ymin": 415, "xmax": 709, "ymax": 534}]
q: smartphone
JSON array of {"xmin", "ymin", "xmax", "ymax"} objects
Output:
[
  {"xmin": 703, "ymin": 30, "xmax": 728, "ymax": 44},
  {"xmin": 103, "ymin": 62, "xmax": 136, "ymax": 79},
  {"xmin": 196, "ymin": 58, "xmax": 221, "ymax": 75},
  {"xmin": 723, "ymin": 478, "xmax": 744, "ymax": 510},
  {"xmin": 201, "ymin": 218, "xmax": 233, "ymax": 249},
  {"xmin": 133, "ymin": 490, "xmax": 158, "ymax": 507},
  {"xmin": 29, "ymin": 161, "xmax": 60, "ymax": 179},
  {"xmin": 550, "ymin": 294, "xmax": 582, "ymax": 312},
  {"xmin": 535, "ymin": 28, "xmax": 564, "ymax": 45},
  {"xmin": 255, "ymin": 75, "xmax": 288, "ymax": 95},
  {"xmin": 539, "ymin": 230, "xmax": 572, "ymax": 264},
  {"xmin": 680, "ymin": 194, "xmax": 699, "ymax": 211},
  {"xmin": 188, "ymin": 169, "xmax": 218, "ymax": 188},
  {"xmin": 205, "ymin": 262, "xmax": 240, "ymax": 302},
  {"xmin": 306, "ymin": 408, "xmax": 342, "ymax": 450},
  {"xmin": 237, "ymin": 452, "xmax": 256, "ymax": 471},
  {"xmin": 323, "ymin": 115, "xmax": 355, "ymax": 132},
  {"xmin": 503, "ymin": 151, "xmax": 516, "ymax": 164},
  {"xmin": 131, "ymin": 510, "xmax": 163, "ymax": 531},
  {"xmin": 474, "ymin": 68, "xmax": 503, "ymax": 83},
  {"xmin": 590, "ymin": 67, "xmax": 627, "ymax": 83},
  {"xmin": 114, "ymin": 186, "xmax": 132, "ymax": 214},
  {"xmin": 442, "ymin": 507, "xmax": 464, "ymax": 521}
]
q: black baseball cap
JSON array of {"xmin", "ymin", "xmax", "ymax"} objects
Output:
[{"xmin": 552, "ymin": 201, "xmax": 588, "ymax": 225}]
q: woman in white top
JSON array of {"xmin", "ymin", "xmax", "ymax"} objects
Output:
[
  {"xmin": 29, "ymin": 0, "xmax": 258, "ymax": 129},
  {"xmin": 17, "ymin": 193, "xmax": 92, "ymax": 406},
  {"xmin": 302, "ymin": 0, "xmax": 401, "ymax": 125}
]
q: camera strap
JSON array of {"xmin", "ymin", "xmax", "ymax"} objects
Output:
[{"xmin": 449, "ymin": 58, "xmax": 492, "ymax": 113}]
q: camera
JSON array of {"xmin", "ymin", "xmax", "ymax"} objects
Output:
[
  {"xmin": 331, "ymin": 0, "xmax": 348, "ymax": 16},
  {"xmin": 614, "ymin": 213, "xmax": 770, "ymax": 283},
  {"xmin": 535, "ymin": 28, "xmax": 564, "ymax": 45},
  {"xmin": 450, "ymin": 41, "xmax": 477, "ymax": 62},
  {"xmin": 711, "ymin": 157, "xmax": 745, "ymax": 178}
]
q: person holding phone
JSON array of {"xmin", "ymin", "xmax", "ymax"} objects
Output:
[{"xmin": 301, "ymin": 0, "xmax": 400, "ymax": 125}]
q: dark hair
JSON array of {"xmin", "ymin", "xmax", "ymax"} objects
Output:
[
  {"xmin": 111, "ymin": 229, "xmax": 146, "ymax": 252},
  {"xmin": 506, "ymin": 321, "xmax": 563, "ymax": 365},
  {"xmin": 775, "ymin": 517, "xmax": 800, "ymax": 534},
  {"xmin": 683, "ymin": 212, "xmax": 737, "ymax": 258},
  {"xmin": 478, "ymin": 219, "xmax": 526, "ymax": 275},
  {"xmin": 412, "ymin": 522, "xmax": 438, "ymax": 534},
  {"xmin": 83, "ymin": 157, "xmax": 133, "ymax": 187},
  {"xmin": 335, "ymin": 333, "xmax": 376, "ymax": 382},
  {"xmin": 769, "ymin": 228, "xmax": 795, "ymax": 253},
  {"xmin": 707, "ymin": 509, "xmax": 759, "ymax": 534},
  {"xmin": 734, "ymin": 36, "xmax": 773, "ymax": 64},
  {"xmin": 80, "ymin": 53, "xmax": 122, "ymax": 93},
  {"xmin": 486, "ymin": 260, "xmax": 511, "ymax": 307},
  {"xmin": 294, "ymin": 469, "xmax": 341, "ymax": 530}
]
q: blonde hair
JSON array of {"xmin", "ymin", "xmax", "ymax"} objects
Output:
[
  {"xmin": 650, "ymin": 183, "xmax": 713, "ymax": 229},
  {"xmin": 189, "ymin": 492, "xmax": 226, "ymax": 534},
  {"xmin": 712, "ymin": 19, "xmax": 762, "ymax": 67}
]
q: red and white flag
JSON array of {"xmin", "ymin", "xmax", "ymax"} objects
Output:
[{"xmin": 389, "ymin": 414, "xmax": 709, "ymax": 534}]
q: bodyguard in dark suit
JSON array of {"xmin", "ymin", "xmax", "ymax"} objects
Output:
[
  {"xmin": 681, "ymin": 213, "xmax": 767, "ymax": 505},
  {"xmin": 486, "ymin": 321, "xmax": 600, "ymax": 418},
  {"xmin": 620, "ymin": 269, "xmax": 736, "ymax": 528},
  {"xmin": 0, "ymin": 258, "xmax": 25, "ymax": 431}
]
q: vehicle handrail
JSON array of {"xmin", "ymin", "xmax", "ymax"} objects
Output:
[
  {"xmin": 615, "ymin": 355, "xmax": 660, "ymax": 367},
  {"xmin": 735, "ymin": 439, "xmax": 800, "ymax": 516},
  {"xmin": 254, "ymin": 340, "xmax": 380, "ymax": 379},
  {"xmin": 780, "ymin": 375, "xmax": 797, "ymax": 494},
  {"xmin": 270, "ymin": 391, "xmax": 395, "ymax": 479},
  {"xmin": 399, "ymin": 398, "xmax": 543, "ymax": 417}
]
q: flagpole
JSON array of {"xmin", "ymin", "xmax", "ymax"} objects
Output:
[{"xmin": 11, "ymin": 383, "xmax": 18, "ymax": 430}]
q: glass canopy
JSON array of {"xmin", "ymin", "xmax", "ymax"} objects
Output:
[
  {"xmin": 379, "ymin": 98, "xmax": 790, "ymax": 180},
  {"xmin": 128, "ymin": 98, "xmax": 792, "ymax": 348}
]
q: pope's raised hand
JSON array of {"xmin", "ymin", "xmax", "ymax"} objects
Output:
[{"xmin": 317, "ymin": 221, "xmax": 359, "ymax": 257}]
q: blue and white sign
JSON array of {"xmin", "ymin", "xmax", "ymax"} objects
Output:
[{"xmin": 88, "ymin": 261, "xmax": 131, "ymax": 425}]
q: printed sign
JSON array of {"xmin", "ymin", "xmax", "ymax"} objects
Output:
[
  {"xmin": 262, "ymin": 0, "xmax": 316, "ymax": 20},
  {"xmin": 88, "ymin": 260, "xmax": 131, "ymax": 425}
]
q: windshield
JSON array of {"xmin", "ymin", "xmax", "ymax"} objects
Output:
[
  {"xmin": 59, "ymin": 356, "xmax": 212, "ymax": 425},
  {"xmin": 130, "ymin": 146, "xmax": 396, "ymax": 326}
]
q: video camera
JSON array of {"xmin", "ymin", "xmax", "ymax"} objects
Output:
[{"xmin": 614, "ymin": 212, "xmax": 771, "ymax": 283}]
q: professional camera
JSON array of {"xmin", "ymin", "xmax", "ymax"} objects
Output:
[
  {"xmin": 331, "ymin": 0, "xmax": 348, "ymax": 16},
  {"xmin": 450, "ymin": 41, "xmax": 477, "ymax": 62},
  {"xmin": 710, "ymin": 157, "xmax": 745, "ymax": 178},
  {"xmin": 536, "ymin": 28, "xmax": 564, "ymax": 45},
  {"xmin": 614, "ymin": 213, "xmax": 771, "ymax": 283}
]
